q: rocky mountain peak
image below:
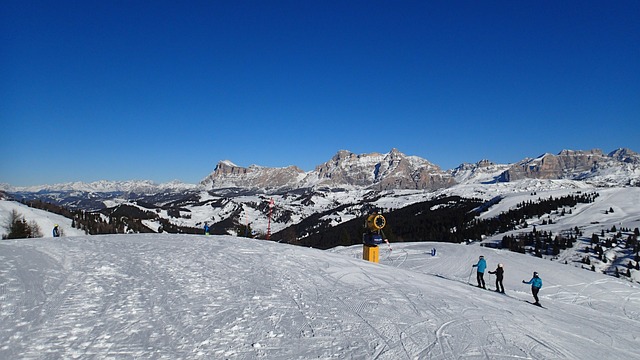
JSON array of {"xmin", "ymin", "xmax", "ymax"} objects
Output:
[
  {"xmin": 331, "ymin": 150, "xmax": 356, "ymax": 161},
  {"xmin": 477, "ymin": 159, "xmax": 494, "ymax": 167},
  {"xmin": 213, "ymin": 160, "xmax": 248, "ymax": 175},
  {"xmin": 609, "ymin": 148, "xmax": 639, "ymax": 164},
  {"xmin": 557, "ymin": 149, "xmax": 604, "ymax": 157},
  {"xmin": 499, "ymin": 148, "xmax": 639, "ymax": 182},
  {"xmin": 201, "ymin": 149, "xmax": 455, "ymax": 192},
  {"xmin": 450, "ymin": 159, "xmax": 509, "ymax": 183},
  {"xmin": 201, "ymin": 161, "xmax": 305, "ymax": 191}
]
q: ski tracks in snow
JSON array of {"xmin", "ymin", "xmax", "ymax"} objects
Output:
[{"xmin": 3, "ymin": 236, "xmax": 640, "ymax": 359}]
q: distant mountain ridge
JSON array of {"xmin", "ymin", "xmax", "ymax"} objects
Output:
[
  {"xmin": 2, "ymin": 147, "xmax": 638, "ymax": 193},
  {"xmin": 202, "ymin": 147, "xmax": 639, "ymax": 191},
  {"xmin": 2, "ymin": 147, "xmax": 639, "ymax": 247},
  {"xmin": 312, "ymin": 148, "xmax": 455, "ymax": 190},
  {"xmin": 201, "ymin": 148, "xmax": 455, "ymax": 192},
  {"xmin": 498, "ymin": 148, "xmax": 640, "ymax": 186},
  {"xmin": 0, "ymin": 180, "xmax": 198, "ymax": 194},
  {"xmin": 200, "ymin": 161, "xmax": 306, "ymax": 192}
]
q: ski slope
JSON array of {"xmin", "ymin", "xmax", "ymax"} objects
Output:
[
  {"xmin": 1, "ymin": 234, "xmax": 639, "ymax": 359},
  {"xmin": 0, "ymin": 200, "xmax": 86, "ymax": 238}
]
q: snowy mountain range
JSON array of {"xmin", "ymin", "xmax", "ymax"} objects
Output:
[
  {"xmin": 3, "ymin": 147, "xmax": 638, "ymax": 194},
  {"xmin": 498, "ymin": 148, "xmax": 640, "ymax": 185},
  {"xmin": 201, "ymin": 148, "xmax": 456, "ymax": 192},
  {"xmin": 193, "ymin": 147, "xmax": 640, "ymax": 191},
  {"xmin": 0, "ymin": 179, "xmax": 199, "ymax": 194},
  {"xmin": 2, "ymin": 147, "xmax": 639, "ymax": 247}
]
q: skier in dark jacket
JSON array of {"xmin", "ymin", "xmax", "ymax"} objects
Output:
[
  {"xmin": 52, "ymin": 224, "xmax": 60, "ymax": 237},
  {"xmin": 472, "ymin": 255, "xmax": 487, "ymax": 289},
  {"xmin": 489, "ymin": 263, "xmax": 504, "ymax": 293},
  {"xmin": 522, "ymin": 271, "xmax": 543, "ymax": 306}
]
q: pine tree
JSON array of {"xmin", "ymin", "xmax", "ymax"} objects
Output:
[{"xmin": 3, "ymin": 210, "xmax": 31, "ymax": 239}]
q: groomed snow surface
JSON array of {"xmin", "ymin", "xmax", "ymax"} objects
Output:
[{"xmin": 1, "ymin": 234, "xmax": 639, "ymax": 359}]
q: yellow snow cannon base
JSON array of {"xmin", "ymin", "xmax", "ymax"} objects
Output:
[{"xmin": 363, "ymin": 244, "xmax": 379, "ymax": 263}]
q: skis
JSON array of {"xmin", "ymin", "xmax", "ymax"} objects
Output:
[
  {"xmin": 525, "ymin": 301, "xmax": 545, "ymax": 308},
  {"xmin": 473, "ymin": 285, "xmax": 507, "ymax": 295},
  {"xmin": 467, "ymin": 282, "xmax": 546, "ymax": 308},
  {"xmin": 469, "ymin": 284, "xmax": 494, "ymax": 291},
  {"xmin": 432, "ymin": 274, "xmax": 545, "ymax": 308}
]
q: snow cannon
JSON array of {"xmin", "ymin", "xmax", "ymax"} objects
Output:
[
  {"xmin": 366, "ymin": 213, "xmax": 386, "ymax": 232},
  {"xmin": 363, "ymin": 212, "xmax": 388, "ymax": 263},
  {"xmin": 363, "ymin": 213, "xmax": 386, "ymax": 246}
]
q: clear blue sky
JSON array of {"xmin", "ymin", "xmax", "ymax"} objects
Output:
[{"xmin": 2, "ymin": 1, "xmax": 638, "ymax": 186}]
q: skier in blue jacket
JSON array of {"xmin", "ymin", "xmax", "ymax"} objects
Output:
[
  {"xmin": 522, "ymin": 272, "xmax": 543, "ymax": 306},
  {"xmin": 472, "ymin": 255, "xmax": 487, "ymax": 289}
]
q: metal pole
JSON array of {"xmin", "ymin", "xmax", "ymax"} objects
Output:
[{"xmin": 267, "ymin": 198, "xmax": 274, "ymax": 240}]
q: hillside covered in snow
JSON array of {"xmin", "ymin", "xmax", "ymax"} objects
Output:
[
  {"xmin": 3, "ymin": 177, "xmax": 639, "ymax": 285},
  {"xmin": 0, "ymin": 201, "xmax": 87, "ymax": 239},
  {"xmin": 2, "ymin": 147, "xmax": 638, "ymax": 295},
  {"xmin": 1, "ymin": 234, "xmax": 639, "ymax": 359}
]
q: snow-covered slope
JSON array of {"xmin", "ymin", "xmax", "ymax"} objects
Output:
[
  {"xmin": 1, "ymin": 234, "xmax": 638, "ymax": 359},
  {"xmin": 0, "ymin": 200, "xmax": 86, "ymax": 238}
]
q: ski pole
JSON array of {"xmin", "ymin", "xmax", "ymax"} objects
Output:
[{"xmin": 468, "ymin": 268, "xmax": 474, "ymax": 284}]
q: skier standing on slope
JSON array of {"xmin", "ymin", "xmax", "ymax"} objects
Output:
[
  {"xmin": 203, "ymin": 223, "xmax": 210, "ymax": 236},
  {"xmin": 52, "ymin": 224, "xmax": 60, "ymax": 237},
  {"xmin": 472, "ymin": 255, "xmax": 487, "ymax": 289},
  {"xmin": 489, "ymin": 263, "xmax": 505, "ymax": 293},
  {"xmin": 522, "ymin": 271, "xmax": 543, "ymax": 306}
]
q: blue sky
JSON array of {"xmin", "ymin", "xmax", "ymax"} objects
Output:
[{"xmin": 2, "ymin": 1, "xmax": 638, "ymax": 186}]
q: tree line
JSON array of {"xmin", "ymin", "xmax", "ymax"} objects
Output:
[{"xmin": 271, "ymin": 191, "xmax": 602, "ymax": 252}]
